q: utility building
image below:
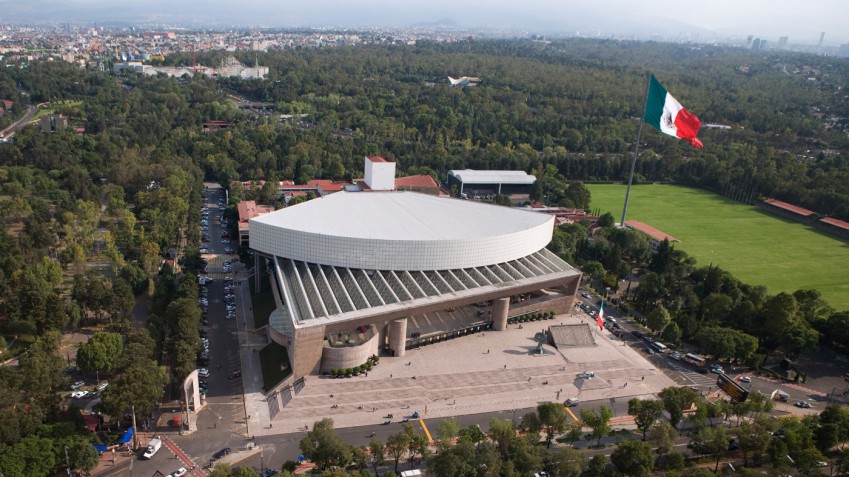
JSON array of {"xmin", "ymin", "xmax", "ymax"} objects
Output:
[{"xmin": 447, "ymin": 170, "xmax": 536, "ymax": 198}]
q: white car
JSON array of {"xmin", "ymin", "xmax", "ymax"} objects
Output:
[
  {"xmin": 577, "ymin": 371, "xmax": 595, "ymax": 379},
  {"xmin": 198, "ymin": 368, "xmax": 209, "ymax": 378},
  {"xmin": 564, "ymin": 398, "xmax": 580, "ymax": 407},
  {"xmin": 70, "ymin": 390, "xmax": 89, "ymax": 399},
  {"xmin": 170, "ymin": 468, "xmax": 189, "ymax": 477},
  {"xmin": 96, "ymin": 382, "xmax": 108, "ymax": 391},
  {"xmin": 71, "ymin": 380, "xmax": 85, "ymax": 390}
]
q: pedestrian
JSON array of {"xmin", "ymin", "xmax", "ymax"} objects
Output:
[
  {"xmin": 486, "ymin": 349, "xmax": 490, "ymax": 354},
  {"xmin": 641, "ymin": 376, "xmax": 644, "ymax": 381},
  {"xmin": 504, "ymin": 364, "xmax": 507, "ymax": 369},
  {"xmin": 390, "ymin": 374, "xmax": 393, "ymax": 378},
  {"xmin": 214, "ymin": 422, "xmax": 216, "ymax": 429},
  {"xmin": 528, "ymin": 377, "xmax": 532, "ymax": 382}
]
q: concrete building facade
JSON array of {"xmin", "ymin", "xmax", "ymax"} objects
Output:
[{"xmin": 249, "ymin": 191, "xmax": 581, "ymax": 380}]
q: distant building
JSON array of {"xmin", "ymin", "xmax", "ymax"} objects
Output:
[
  {"xmin": 40, "ymin": 114, "xmax": 68, "ymax": 133},
  {"xmin": 237, "ymin": 201, "xmax": 275, "ymax": 247},
  {"xmin": 202, "ymin": 120, "xmax": 230, "ymax": 132},
  {"xmin": 447, "ymin": 170, "xmax": 536, "ymax": 199},
  {"xmin": 778, "ymin": 36, "xmax": 788, "ymax": 48}
]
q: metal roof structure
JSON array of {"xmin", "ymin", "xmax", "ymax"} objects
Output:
[
  {"xmin": 268, "ymin": 247, "xmax": 578, "ymax": 331},
  {"xmin": 252, "ymin": 191, "xmax": 547, "ymax": 241},
  {"xmin": 448, "ymin": 170, "xmax": 537, "ymax": 185}
]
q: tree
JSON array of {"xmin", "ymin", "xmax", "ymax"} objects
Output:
[
  {"xmin": 66, "ymin": 440, "xmax": 100, "ymax": 475},
  {"xmin": 487, "ymin": 417, "xmax": 515, "ymax": 457},
  {"xmin": 627, "ymin": 398, "xmax": 664, "ymax": 440},
  {"xmin": 586, "ymin": 454, "xmax": 607, "ymax": 477},
  {"xmin": 734, "ymin": 419, "xmax": 772, "ymax": 467},
  {"xmin": 691, "ymin": 425, "xmax": 730, "ymax": 473},
  {"xmin": 646, "ymin": 305, "xmax": 671, "ymax": 334},
  {"xmin": 649, "ymin": 422, "xmax": 678, "ymax": 456},
  {"xmin": 660, "ymin": 321, "xmax": 682, "ymax": 345},
  {"xmin": 77, "ymin": 332, "xmax": 124, "ymax": 377},
  {"xmin": 597, "ymin": 212, "xmax": 615, "ymax": 228},
  {"xmin": 580, "ymin": 405, "xmax": 612, "ymax": 447},
  {"xmin": 545, "ymin": 447, "xmax": 585, "ymax": 477},
  {"xmin": 385, "ymin": 432, "xmax": 410, "ymax": 474},
  {"xmin": 436, "ymin": 417, "xmax": 459, "ymax": 451},
  {"xmin": 610, "ymin": 439, "xmax": 654, "ymax": 477},
  {"xmin": 818, "ymin": 403, "xmax": 849, "ymax": 445},
  {"xmin": 298, "ymin": 419, "xmax": 352, "ymax": 470},
  {"xmin": 794, "ymin": 447, "xmax": 826, "ymax": 475},
  {"xmin": 814, "ymin": 422, "xmax": 839, "ymax": 453},
  {"xmin": 537, "ymin": 401, "xmax": 568, "ymax": 448},
  {"xmin": 368, "ymin": 438, "xmax": 385, "ymax": 476},
  {"xmin": 658, "ymin": 386, "xmax": 702, "ymax": 428},
  {"xmin": 101, "ymin": 358, "xmax": 168, "ymax": 419},
  {"xmin": 0, "ymin": 435, "xmax": 57, "ymax": 477}
]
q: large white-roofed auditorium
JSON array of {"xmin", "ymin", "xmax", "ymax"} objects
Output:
[{"xmin": 249, "ymin": 191, "xmax": 582, "ymax": 378}]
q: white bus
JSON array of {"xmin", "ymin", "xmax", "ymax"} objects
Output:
[
  {"xmin": 650, "ymin": 341, "xmax": 668, "ymax": 353},
  {"xmin": 683, "ymin": 353, "xmax": 707, "ymax": 367}
]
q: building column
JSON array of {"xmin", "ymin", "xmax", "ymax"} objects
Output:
[
  {"xmin": 254, "ymin": 253, "xmax": 261, "ymax": 291},
  {"xmin": 388, "ymin": 318, "xmax": 408, "ymax": 357},
  {"xmin": 492, "ymin": 297, "xmax": 510, "ymax": 331}
]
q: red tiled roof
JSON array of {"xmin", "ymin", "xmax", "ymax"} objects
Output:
[
  {"xmin": 625, "ymin": 220, "xmax": 679, "ymax": 242},
  {"xmin": 83, "ymin": 414, "xmax": 100, "ymax": 431},
  {"xmin": 366, "ymin": 155, "xmax": 393, "ymax": 163},
  {"xmin": 394, "ymin": 175, "xmax": 438, "ymax": 188},
  {"xmin": 237, "ymin": 200, "xmax": 275, "ymax": 224},
  {"xmin": 308, "ymin": 179, "xmax": 351, "ymax": 193},
  {"xmin": 764, "ymin": 198, "xmax": 816, "ymax": 217},
  {"xmin": 820, "ymin": 217, "xmax": 849, "ymax": 231}
]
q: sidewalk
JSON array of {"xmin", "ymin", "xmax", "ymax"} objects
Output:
[{"xmin": 247, "ymin": 310, "xmax": 676, "ymax": 435}]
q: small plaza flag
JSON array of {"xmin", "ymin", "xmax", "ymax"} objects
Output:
[
  {"xmin": 643, "ymin": 74, "xmax": 703, "ymax": 148},
  {"xmin": 597, "ymin": 302, "xmax": 605, "ymax": 331}
]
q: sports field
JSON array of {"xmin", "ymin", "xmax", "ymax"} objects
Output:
[{"xmin": 588, "ymin": 184, "xmax": 849, "ymax": 310}]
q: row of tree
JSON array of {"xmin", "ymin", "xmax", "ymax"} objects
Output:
[{"xmin": 293, "ymin": 391, "xmax": 849, "ymax": 477}]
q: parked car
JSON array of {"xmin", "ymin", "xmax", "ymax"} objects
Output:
[
  {"xmin": 739, "ymin": 376, "xmax": 751, "ymax": 383},
  {"xmin": 198, "ymin": 368, "xmax": 209, "ymax": 378},
  {"xmin": 169, "ymin": 467, "xmax": 188, "ymax": 477},
  {"xmin": 213, "ymin": 447, "xmax": 232, "ymax": 459},
  {"xmin": 261, "ymin": 469, "xmax": 279, "ymax": 477},
  {"xmin": 70, "ymin": 380, "xmax": 85, "ymax": 390},
  {"xmin": 564, "ymin": 398, "xmax": 580, "ymax": 407},
  {"xmin": 794, "ymin": 401, "xmax": 812, "ymax": 408},
  {"xmin": 577, "ymin": 371, "xmax": 595, "ymax": 379}
]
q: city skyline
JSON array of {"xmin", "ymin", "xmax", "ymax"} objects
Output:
[{"xmin": 0, "ymin": 0, "xmax": 846, "ymax": 44}]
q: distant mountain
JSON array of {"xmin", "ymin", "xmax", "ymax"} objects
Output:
[{"xmin": 408, "ymin": 17, "xmax": 457, "ymax": 28}]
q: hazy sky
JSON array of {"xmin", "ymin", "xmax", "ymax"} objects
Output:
[{"xmin": 6, "ymin": 0, "xmax": 848, "ymax": 43}]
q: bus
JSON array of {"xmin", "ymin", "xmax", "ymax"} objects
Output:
[
  {"xmin": 683, "ymin": 353, "xmax": 707, "ymax": 367},
  {"xmin": 650, "ymin": 341, "xmax": 668, "ymax": 353}
]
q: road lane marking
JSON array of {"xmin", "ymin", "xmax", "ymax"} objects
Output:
[
  {"xmin": 563, "ymin": 405, "xmax": 579, "ymax": 422},
  {"xmin": 418, "ymin": 419, "xmax": 433, "ymax": 442}
]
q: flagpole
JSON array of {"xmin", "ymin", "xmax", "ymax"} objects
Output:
[{"xmin": 620, "ymin": 71, "xmax": 652, "ymax": 227}]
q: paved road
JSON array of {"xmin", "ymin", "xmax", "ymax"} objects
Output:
[{"xmin": 104, "ymin": 278, "xmax": 830, "ymax": 476}]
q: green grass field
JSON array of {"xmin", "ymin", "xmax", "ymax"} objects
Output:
[{"xmin": 588, "ymin": 184, "xmax": 849, "ymax": 310}]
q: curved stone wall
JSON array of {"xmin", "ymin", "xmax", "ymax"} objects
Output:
[{"xmin": 320, "ymin": 331, "xmax": 380, "ymax": 373}]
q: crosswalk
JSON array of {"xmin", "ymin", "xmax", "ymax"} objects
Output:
[{"xmin": 657, "ymin": 358, "xmax": 718, "ymax": 388}]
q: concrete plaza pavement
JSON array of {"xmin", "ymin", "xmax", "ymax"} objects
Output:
[{"xmin": 239, "ymin": 305, "xmax": 677, "ymax": 436}]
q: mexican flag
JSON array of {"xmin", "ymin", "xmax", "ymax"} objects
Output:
[
  {"xmin": 596, "ymin": 302, "xmax": 605, "ymax": 331},
  {"xmin": 643, "ymin": 74, "xmax": 703, "ymax": 148}
]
